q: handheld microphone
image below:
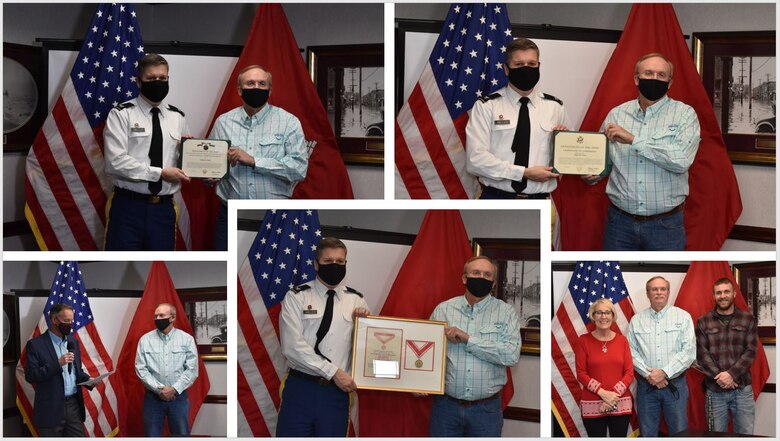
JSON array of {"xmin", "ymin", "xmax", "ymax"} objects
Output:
[{"xmin": 66, "ymin": 340, "xmax": 74, "ymax": 374}]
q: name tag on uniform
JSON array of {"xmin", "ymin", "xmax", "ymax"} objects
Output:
[
  {"xmin": 494, "ymin": 115, "xmax": 510, "ymax": 125},
  {"xmin": 303, "ymin": 309, "xmax": 318, "ymax": 315},
  {"xmin": 131, "ymin": 127, "xmax": 146, "ymax": 133}
]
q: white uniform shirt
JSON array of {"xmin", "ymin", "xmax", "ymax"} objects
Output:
[
  {"xmin": 104, "ymin": 96, "xmax": 188, "ymax": 196},
  {"xmin": 466, "ymin": 86, "xmax": 567, "ymax": 194},
  {"xmin": 279, "ymin": 278, "xmax": 368, "ymax": 380}
]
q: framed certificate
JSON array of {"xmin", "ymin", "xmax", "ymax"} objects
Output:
[
  {"xmin": 180, "ymin": 138, "xmax": 229, "ymax": 179},
  {"xmin": 351, "ymin": 315, "xmax": 447, "ymax": 394},
  {"xmin": 551, "ymin": 130, "xmax": 609, "ymax": 176}
]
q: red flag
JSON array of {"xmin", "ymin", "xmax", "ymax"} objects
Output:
[
  {"xmin": 552, "ymin": 4, "xmax": 742, "ymax": 250},
  {"xmin": 175, "ymin": 180, "xmax": 220, "ymax": 251},
  {"xmin": 115, "ymin": 262, "xmax": 211, "ymax": 436},
  {"xmin": 15, "ymin": 261, "xmax": 120, "ymax": 437},
  {"xmin": 359, "ymin": 210, "xmax": 515, "ymax": 436},
  {"xmin": 674, "ymin": 261, "xmax": 770, "ymax": 432},
  {"xmin": 207, "ymin": 4, "xmax": 353, "ymax": 199}
]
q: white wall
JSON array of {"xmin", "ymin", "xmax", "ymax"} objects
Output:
[
  {"xmin": 3, "ymin": 260, "xmax": 227, "ymax": 437},
  {"xmin": 553, "ymin": 263, "xmax": 776, "ymax": 437}
]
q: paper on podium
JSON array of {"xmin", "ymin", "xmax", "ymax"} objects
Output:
[{"xmin": 77, "ymin": 371, "xmax": 114, "ymax": 387}]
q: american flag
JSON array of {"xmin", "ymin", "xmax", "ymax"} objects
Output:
[
  {"xmin": 395, "ymin": 3, "xmax": 513, "ymax": 199},
  {"xmin": 15, "ymin": 261, "xmax": 120, "ymax": 437},
  {"xmin": 24, "ymin": 3, "xmax": 194, "ymax": 250},
  {"xmin": 551, "ymin": 261, "xmax": 638, "ymax": 437},
  {"xmin": 237, "ymin": 209, "xmax": 339, "ymax": 436}
]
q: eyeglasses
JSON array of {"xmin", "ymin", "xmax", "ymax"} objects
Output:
[{"xmin": 593, "ymin": 311, "xmax": 613, "ymax": 317}]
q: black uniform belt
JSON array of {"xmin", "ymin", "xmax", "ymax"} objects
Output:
[
  {"xmin": 443, "ymin": 391, "xmax": 500, "ymax": 407},
  {"xmin": 480, "ymin": 184, "xmax": 549, "ymax": 199},
  {"xmin": 63, "ymin": 394, "xmax": 78, "ymax": 402},
  {"xmin": 113, "ymin": 186, "xmax": 173, "ymax": 204},
  {"xmin": 611, "ymin": 202, "xmax": 684, "ymax": 222},
  {"xmin": 288, "ymin": 369, "xmax": 333, "ymax": 386}
]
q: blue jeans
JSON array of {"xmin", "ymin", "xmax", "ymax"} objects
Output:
[
  {"xmin": 603, "ymin": 204, "xmax": 686, "ymax": 251},
  {"xmin": 276, "ymin": 373, "xmax": 350, "ymax": 437},
  {"xmin": 429, "ymin": 394, "xmax": 503, "ymax": 437},
  {"xmin": 214, "ymin": 203, "xmax": 227, "ymax": 251},
  {"xmin": 635, "ymin": 375, "xmax": 688, "ymax": 437},
  {"xmin": 143, "ymin": 390, "xmax": 190, "ymax": 436},
  {"xmin": 706, "ymin": 385, "xmax": 755, "ymax": 434}
]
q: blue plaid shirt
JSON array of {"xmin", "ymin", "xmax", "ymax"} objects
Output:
[
  {"xmin": 602, "ymin": 96, "xmax": 700, "ymax": 215},
  {"xmin": 210, "ymin": 105, "xmax": 308, "ymax": 200},
  {"xmin": 135, "ymin": 327, "xmax": 199, "ymax": 394},
  {"xmin": 430, "ymin": 294, "xmax": 521, "ymax": 400},
  {"xmin": 627, "ymin": 304, "xmax": 696, "ymax": 379}
]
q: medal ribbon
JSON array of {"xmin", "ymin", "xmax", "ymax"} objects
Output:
[
  {"xmin": 374, "ymin": 332, "xmax": 396, "ymax": 344},
  {"xmin": 406, "ymin": 340, "xmax": 434, "ymax": 358}
]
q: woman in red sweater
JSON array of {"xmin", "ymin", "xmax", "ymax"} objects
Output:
[{"xmin": 574, "ymin": 298, "xmax": 634, "ymax": 437}]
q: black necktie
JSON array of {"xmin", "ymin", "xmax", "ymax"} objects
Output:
[
  {"xmin": 148, "ymin": 107, "xmax": 163, "ymax": 195},
  {"xmin": 511, "ymin": 96, "xmax": 531, "ymax": 194},
  {"xmin": 314, "ymin": 289, "xmax": 336, "ymax": 362}
]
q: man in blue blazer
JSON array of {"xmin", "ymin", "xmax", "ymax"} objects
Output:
[{"xmin": 24, "ymin": 303, "xmax": 93, "ymax": 437}]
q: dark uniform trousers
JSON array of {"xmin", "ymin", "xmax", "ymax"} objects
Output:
[
  {"xmin": 104, "ymin": 188, "xmax": 177, "ymax": 251},
  {"xmin": 276, "ymin": 371, "xmax": 350, "ymax": 437}
]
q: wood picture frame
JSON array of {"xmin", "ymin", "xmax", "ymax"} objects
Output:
[
  {"xmin": 352, "ymin": 315, "xmax": 447, "ymax": 394},
  {"xmin": 733, "ymin": 261, "xmax": 776, "ymax": 345},
  {"xmin": 4, "ymin": 294, "xmax": 21, "ymax": 364},
  {"xmin": 692, "ymin": 31, "xmax": 776, "ymax": 165},
  {"xmin": 179, "ymin": 286, "xmax": 228, "ymax": 360},
  {"xmin": 308, "ymin": 44, "xmax": 384, "ymax": 166},
  {"xmin": 472, "ymin": 238, "xmax": 540, "ymax": 355},
  {"xmin": 3, "ymin": 42, "xmax": 46, "ymax": 152}
]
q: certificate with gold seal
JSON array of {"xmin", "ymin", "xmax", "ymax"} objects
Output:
[
  {"xmin": 180, "ymin": 138, "xmax": 229, "ymax": 178},
  {"xmin": 352, "ymin": 316, "xmax": 447, "ymax": 394},
  {"xmin": 551, "ymin": 130, "xmax": 609, "ymax": 176}
]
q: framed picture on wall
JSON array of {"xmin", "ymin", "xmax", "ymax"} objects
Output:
[
  {"xmin": 692, "ymin": 31, "xmax": 776, "ymax": 165},
  {"xmin": 179, "ymin": 287, "xmax": 228, "ymax": 360},
  {"xmin": 472, "ymin": 238, "xmax": 540, "ymax": 355},
  {"xmin": 4, "ymin": 294, "xmax": 21, "ymax": 364},
  {"xmin": 308, "ymin": 44, "xmax": 384, "ymax": 165},
  {"xmin": 3, "ymin": 42, "xmax": 46, "ymax": 152},
  {"xmin": 734, "ymin": 261, "xmax": 776, "ymax": 345}
]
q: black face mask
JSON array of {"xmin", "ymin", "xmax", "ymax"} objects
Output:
[
  {"xmin": 155, "ymin": 318, "xmax": 171, "ymax": 332},
  {"xmin": 466, "ymin": 277, "xmax": 494, "ymax": 298},
  {"xmin": 241, "ymin": 88, "xmax": 270, "ymax": 109},
  {"xmin": 56, "ymin": 323, "xmax": 72, "ymax": 336},
  {"xmin": 317, "ymin": 263, "xmax": 346, "ymax": 286},
  {"xmin": 140, "ymin": 80, "xmax": 169, "ymax": 103},
  {"xmin": 638, "ymin": 78, "xmax": 669, "ymax": 102},
  {"xmin": 507, "ymin": 66, "xmax": 540, "ymax": 92}
]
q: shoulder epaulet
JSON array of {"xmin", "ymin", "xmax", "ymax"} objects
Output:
[
  {"xmin": 167, "ymin": 104, "xmax": 185, "ymax": 116},
  {"xmin": 114, "ymin": 101, "xmax": 135, "ymax": 111},
  {"xmin": 478, "ymin": 92, "xmax": 502, "ymax": 103},
  {"xmin": 291, "ymin": 284, "xmax": 311, "ymax": 293},
  {"xmin": 542, "ymin": 93, "xmax": 563, "ymax": 106},
  {"xmin": 345, "ymin": 286, "xmax": 363, "ymax": 298}
]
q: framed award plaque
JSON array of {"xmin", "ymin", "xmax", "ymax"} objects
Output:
[{"xmin": 351, "ymin": 315, "xmax": 447, "ymax": 394}]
